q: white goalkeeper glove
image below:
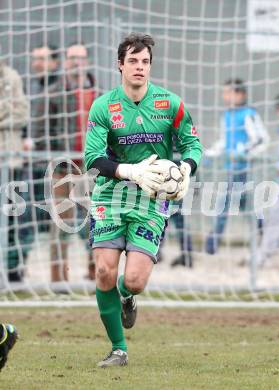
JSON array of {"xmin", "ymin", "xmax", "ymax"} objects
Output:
[
  {"xmin": 117, "ymin": 154, "xmax": 165, "ymax": 197},
  {"xmin": 173, "ymin": 161, "xmax": 191, "ymax": 201}
]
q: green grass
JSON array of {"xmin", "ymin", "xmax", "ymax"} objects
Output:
[
  {"xmin": 4, "ymin": 289, "xmax": 279, "ymax": 302},
  {"xmin": 1, "ymin": 307, "xmax": 279, "ymax": 389}
]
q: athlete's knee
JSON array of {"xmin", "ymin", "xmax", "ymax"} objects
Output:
[
  {"xmin": 95, "ymin": 253, "xmax": 118, "ymax": 289},
  {"xmin": 124, "ymin": 273, "xmax": 147, "ymax": 294},
  {"xmin": 96, "ymin": 264, "xmax": 117, "ymax": 289}
]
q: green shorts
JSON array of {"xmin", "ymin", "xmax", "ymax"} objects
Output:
[{"xmin": 89, "ymin": 203, "xmax": 169, "ymax": 263}]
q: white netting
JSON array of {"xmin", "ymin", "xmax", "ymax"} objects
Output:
[{"xmin": 0, "ymin": 0, "xmax": 279, "ymax": 306}]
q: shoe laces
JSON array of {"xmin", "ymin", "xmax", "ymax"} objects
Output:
[
  {"xmin": 103, "ymin": 351, "xmax": 114, "ymax": 361},
  {"xmin": 125, "ymin": 296, "xmax": 135, "ymax": 311},
  {"xmin": 104, "ymin": 349, "xmax": 125, "ymax": 361}
]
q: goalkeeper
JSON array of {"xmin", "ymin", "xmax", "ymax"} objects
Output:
[{"xmin": 84, "ymin": 33, "xmax": 202, "ymax": 367}]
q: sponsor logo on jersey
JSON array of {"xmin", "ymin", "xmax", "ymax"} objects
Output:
[
  {"xmin": 92, "ymin": 223, "xmax": 120, "ymax": 237},
  {"xmin": 159, "ymin": 200, "xmax": 170, "ymax": 215},
  {"xmin": 110, "ymin": 113, "xmax": 126, "ymax": 129},
  {"xmin": 111, "ymin": 113, "xmax": 124, "ymax": 123},
  {"xmin": 109, "ymin": 102, "xmax": 122, "ymax": 113},
  {"xmin": 87, "ymin": 120, "xmax": 96, "ymax": 131},
  {"xmin": 95, "ymin": 205, "xmax": 106, "ymax": 220},
  {"xmin": 136, "ymin": 115, "xmax": 143, "ymax": 124},
  {"xmin": 154, "ymin": 100, "xmax": 170, "ymax": 110},
  {"xmin": 118, "ymin": 133, "xmax": 164, "ymax": 145},
  {"xmin": 148, "ymin": 219, "xmax": 157, "ymax": 227},
  {"xmin": 112, "ymin": 123, "xmax": 126, "ymax": 129},
  {"xmin": 135, "ymin": 226, "xmax": 160, "ymax": 246},
  {"xmin": 150, "ymin": 114, "xmax": 173, "ymax": 120},
  {"xmin": 111, "ymin": 120, "xmax": 125, "ymax": 128},
  {"xmin": 152, "ymin": 93, "xmax": 170, "ymax": 98},
  {"xmin": 191, "ymin": 126, "xmax": 198, "ymax": 136}
]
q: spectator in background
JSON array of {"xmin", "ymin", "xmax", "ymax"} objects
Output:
[
  {"xmin": 157, "ymin": 206, "xmax": 193, "ymax": 267},
  {"xmin": 257, "ymin": 96, "xmax": 279, "ymax": 267},
  {"xmin": 169, "ymin": 205, "xmax": 193, "ymax": 267},
  {"xmin": 49, "ymin": 43, "xmax": 97, "ymax": 281},
  {"xmin": 20, "ymin": 44, "xmax": 61, "ymax": 280},
  {"xmin": 169, "ymin": 145, "xmax": 195, "ymax": 268},
  {"xmin": 24, "ymin": 44, "xmax": 60, "ymax": 151},
  {"xmin": 158, "ymin": 152, "xmax": 194, "ymax": 268},
  {"xmin": 64, "ymin": 43, "xmax": 97, "ymax": 152},
  {"xmin": 0, "ymin": 51, "xmax": 29, "ymax": 281},
  {"xmin": 205, "ymin": 78, "xmax": 269, "ymax": 255}
]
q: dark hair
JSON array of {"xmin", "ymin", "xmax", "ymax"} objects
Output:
[
  {"xmin": 224, "ymin": 78, "xmax": 246, "ymax": 94},
  {"xmin": 118, "ymin": 33, "xmax": 155, "ymax": 65},
  {"xmin": 48, "ymin": 45, "xmax": 59, "ymax": 60},
  {"xmin": 34, "ymin": 44, "xmax": 59, "ymax": 60}
]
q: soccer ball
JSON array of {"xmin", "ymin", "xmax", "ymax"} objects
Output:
[{"xmin": 151, "ymin": 159, "xmax": 182, "ymax": 199}]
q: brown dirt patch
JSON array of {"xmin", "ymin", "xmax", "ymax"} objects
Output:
[
  {"xmin": 2, "ymin": 307, "xmax": 279, "ymax": 328},
  {"xmin": 139, "ymin": 308, "xmax": 279, "ymax": 327}
]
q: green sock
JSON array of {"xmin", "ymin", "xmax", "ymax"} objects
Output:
[
  {"xmin": 96, "ymin": 287, "xmax": 127, "ymax": 352},
  {"xmin": 118, "ymin": 275, "xmax": 134, "ymax": 298}
]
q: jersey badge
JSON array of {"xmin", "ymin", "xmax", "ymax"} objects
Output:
[
  {"xmin": 154, "ymin": 100, "xmax": 170, "ymax": 110},
  {"xmin": 87, "ymin": 120, "xmax": 96, "ymax": 131},
  {"xmin": 95, "ymin": 205, "xmax": 106, "ymax": 220},
  {"xmin": 191, "ymin": 126, "xmax": 198, "ymax": 136},
  {"xmin": 109, "ymin": 102, "xmax": 122, "ymax": 113},
  {"xmin": 136, "ymin": 115, "xmax": 143, "ymax": 125}
]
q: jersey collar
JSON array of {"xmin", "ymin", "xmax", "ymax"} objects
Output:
[{"xmin": 118, "ymin": 82, "xmax": 154, "ymax": 107}]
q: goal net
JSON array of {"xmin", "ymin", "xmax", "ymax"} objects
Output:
[{"xmin": 0, "ymin": 0, "xmax": 279, "ymax": 306}]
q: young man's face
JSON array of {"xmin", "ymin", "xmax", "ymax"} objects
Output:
[
  {"xmin": 31, "ymin": 47, "xmax": 58, "ymax": 74},
  {"xmin": 65, "ymin": 45, "xmax": 88, "ymax": 75},
  {"xmin": 119, "ymin": 46, "xmax": 151, "ymax": 88},
  {"xmin": 222, "ymin": 85, "xmax": 246, "ymax": 108}
]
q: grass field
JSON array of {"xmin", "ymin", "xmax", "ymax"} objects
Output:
[{"xmin": 1, "ymin": 307, "xmax": 279, "ymax": 390}]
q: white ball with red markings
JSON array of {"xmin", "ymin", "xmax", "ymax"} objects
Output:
[{"xmin": 151, "ymin": 159, "xmax": 182, "ymax": 199}]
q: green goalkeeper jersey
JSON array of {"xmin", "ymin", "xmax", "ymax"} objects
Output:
[{"xmin": 84, "ymin": 82, "xmax": 202, "ymax": 210}]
